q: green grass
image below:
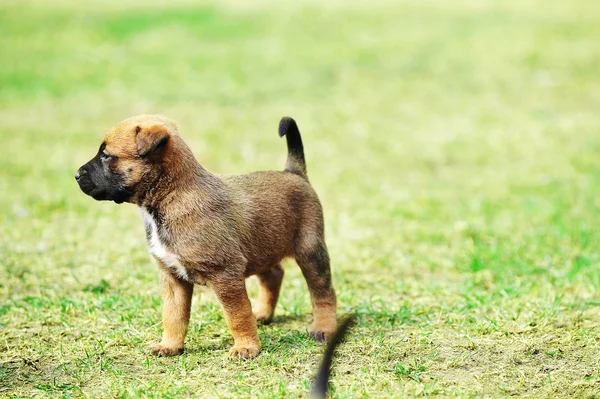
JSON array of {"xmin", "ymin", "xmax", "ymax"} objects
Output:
[{"xmin": 1, "ymin": 0, "xmax": 599, "ymax": 397}]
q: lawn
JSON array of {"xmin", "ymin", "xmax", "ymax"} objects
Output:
[{"xmin": 1, "ymin": 0, "xmax": 599, "ymax": 397}]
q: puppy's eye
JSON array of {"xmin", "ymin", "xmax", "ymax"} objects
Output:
[{"xmin": 100, "ymin": 151, "xmax": 112, "ymax": 161}]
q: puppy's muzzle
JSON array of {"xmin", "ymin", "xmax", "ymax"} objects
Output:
[
  {"xmin": 75, "ymin": 164, "xmax": 109, "ymax": 200},
  {"xmin": 75, "ymin": 166, "xmax": 95, "ymax": 194},
  {"xmin": 75, "ymin": 161, "xmax": 132, "ymax": 204}
]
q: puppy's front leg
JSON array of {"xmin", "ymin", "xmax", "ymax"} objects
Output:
[
  {"xmin": 149, "ymin": 264, "xmax": 194, "ymax": 357},
  {"xmin": 211, "ymin": 278, "xmax": 260, "ymax": 359}
]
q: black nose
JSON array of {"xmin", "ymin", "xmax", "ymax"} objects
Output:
[{"xmin": 75, "ymin": 169, "xmax": 86, "ymax": 181}]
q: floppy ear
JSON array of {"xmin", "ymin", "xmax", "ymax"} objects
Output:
[{"xmin": 135, "ymin": 124, "xmax": 170, "ymax": 158}]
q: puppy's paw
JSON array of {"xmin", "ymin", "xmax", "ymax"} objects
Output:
[
  {"xmin": 148, "ymin": 343, "xmax": 184, "ymax": 357},
  {"xmin": 253, "ymin": 310, "xmax": 274, "ymax": 325},
  {"xmin": 310, "ymin": 331, "xmax": 331, "ymax": 343},
  {"xmin": 229, "ymin": 344, "xmax": 260, "ymax": 360},
  {"xmin": 310, "ymin": 319, "xmax": 337, "ymax": 343}
]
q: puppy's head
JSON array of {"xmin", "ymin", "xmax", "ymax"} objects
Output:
[{"xmin": 75, "ymin": 114, "xmax": 177, "ymax": 204}]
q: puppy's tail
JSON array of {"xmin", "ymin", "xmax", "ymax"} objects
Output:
[
  {"xmin": 278, "ymin": 117, "xmax": 307, "ymax": 179},
  {"xmin": 310, "ymin": 315, "xmax": 356, "ymax": 399}
]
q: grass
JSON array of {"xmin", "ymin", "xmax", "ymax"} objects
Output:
[{"xmin": 1, "ymin": 0, "xmax": 599, "ymax": 397}]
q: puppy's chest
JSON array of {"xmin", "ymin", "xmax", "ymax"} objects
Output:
[{"xmin": 140, "ymin": 208, "xmax": 190, "ymax": 281}]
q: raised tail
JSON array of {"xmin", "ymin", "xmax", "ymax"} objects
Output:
[
  {"xmin": 278, "ymin": 117, "xmax": 307, "ymax": 179},
  {"xmin": 310, "ymin": 316, "xmax": 356, "ymax": 399}
]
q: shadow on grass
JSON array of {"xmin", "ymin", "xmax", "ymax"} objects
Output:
[{"xmin": 265, "ymin": 314, "xmax": 309, "ymax": 325}]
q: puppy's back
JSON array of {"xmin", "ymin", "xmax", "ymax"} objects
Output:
[{"xmin": 223, "ymin": 171, "xmax": 324, "ymax": 269}]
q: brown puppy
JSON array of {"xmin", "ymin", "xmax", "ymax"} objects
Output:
[{"xmin": 75, "ymin": 115, "xmax": 337, "ymax": 359}]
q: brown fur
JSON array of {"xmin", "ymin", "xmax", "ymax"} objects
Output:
[{"xmin": 84, "ymin": 115, "xmax": 337, "ymax": 359}]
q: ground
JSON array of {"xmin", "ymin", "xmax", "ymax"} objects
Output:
[{"xmin": 1, "ymin": 0, "xmax": 599, "ymax": 397}]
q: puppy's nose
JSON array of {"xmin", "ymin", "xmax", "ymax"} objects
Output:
[{"xmin": 75, "ymin": 169, "xmax": 86, "ymax": 181}]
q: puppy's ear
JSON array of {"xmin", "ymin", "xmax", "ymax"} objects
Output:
[{"xmin": 135, "ymin": 124, "xmax": 170, "ymax": 158}]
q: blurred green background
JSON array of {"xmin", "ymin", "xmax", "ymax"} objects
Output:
[{"xmin": 1, "ymin": 0, "xmax": 599, "ymax": 397}]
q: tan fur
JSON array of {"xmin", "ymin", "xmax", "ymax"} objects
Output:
[
  {"xmin": 253, "ymin": 264, "xmax": 284, "ymax": 324},
  {"xmin": 98, "ymin": 114, "xmax": 337, "ymax": 359}
]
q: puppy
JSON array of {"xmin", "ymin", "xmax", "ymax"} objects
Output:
[{"xmin": 76, "ymin": 115, "xmax": 337, "ymax": 359}]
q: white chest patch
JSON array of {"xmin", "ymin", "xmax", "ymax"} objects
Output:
[{"xmin": 140, "ymin": 208, "xmax": 188, "ymax": 280}]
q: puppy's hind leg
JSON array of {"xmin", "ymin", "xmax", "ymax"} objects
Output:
[
  {"xmin": 253, "ymin": 263, "xmax": 284, "ymax": 324},
  {"xmin": 296, "ymin": 240, "xmax": 337, "ymax": 343}
]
